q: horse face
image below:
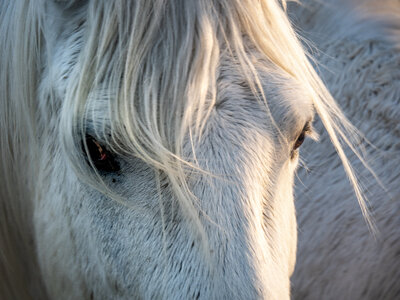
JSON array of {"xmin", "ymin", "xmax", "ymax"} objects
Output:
[{"xmin": 34, "ymin": 2, "xmax": 314, "ymax": 299}]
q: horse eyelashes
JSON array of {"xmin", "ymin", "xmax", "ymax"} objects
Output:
[
  {"xmin": 293, "ymin": 132, "xmax": 306, "ymax": 150},
  {"xmin": 290, "ymin": 122, "xmax": 313, "ymax": 160},
  {"xmin": 294, "ymin": 121, "xmax": 313, "ymax": 151},
  {"xmin": 83, "ymin": 135, "xmax": 120, "ymax": 173}
]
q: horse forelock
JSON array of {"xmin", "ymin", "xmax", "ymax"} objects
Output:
[
  {"xmin": 58, "ymin": 0, "xmax": 311, "ymax": 235},
  {"xmin": 66, "ymin": 0, "xmax": 373, "ymax": 232},
  {"xmin": 61, "ymin": 0, "xmax": 307, "ymax": 206}
]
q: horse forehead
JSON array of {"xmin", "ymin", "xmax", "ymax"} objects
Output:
[
  {"xmin": 260, "ymin": 69, "xmax": 315, "ymax": 129},
  {"xmin": 80, "ymin": 73, "xmax": 314, "ymax": 139},
  {"xmin": 218, "ymin": 65, "xmax": 314, "ymax": 129}
]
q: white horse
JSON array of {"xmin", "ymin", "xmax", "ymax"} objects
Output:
[
  {"xmin": 289, "ymin": 0, "xmax": 400, "ymax": 299},
  {"xmin": 0, "ymin": 0, "xmax": 375, "ymax": 299}
]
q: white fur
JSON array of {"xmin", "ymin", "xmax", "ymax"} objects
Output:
[
  {"xmin": 0, "ymin": 0, "xmax": 378, "ymax": 299},
  {"xmin": 289, "ymin": 0, "xmax": 400, "ymax": 299}
]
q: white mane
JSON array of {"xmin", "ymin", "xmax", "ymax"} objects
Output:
[{"xmin": 0, "ymin": 0, "xmax": 374, "ymax": 298}]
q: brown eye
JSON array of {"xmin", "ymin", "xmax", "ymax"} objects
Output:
[
  {"xmin": 294, "ymin": 132, "xmax": 306, "ymax": 150},
  {"xmin": 84, "ymin": 135, "xmax": 120, "ymax": 172}
]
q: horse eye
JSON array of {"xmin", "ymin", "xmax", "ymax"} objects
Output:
[
  {"xmin": 84, "ymin": 136, "xmax": 120, "ymax": 172},
  {"xmin": 293, "ymin": 132, "xmax": 306, "ymax": 150}
]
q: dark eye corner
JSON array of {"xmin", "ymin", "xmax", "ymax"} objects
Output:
[
  {"xmin": 292, "ymin": 121, "xmax": 316, "ymax": 153},
  {"xmin": 82, "ymin": 135, "xmax": 120, "ymax": 173}
]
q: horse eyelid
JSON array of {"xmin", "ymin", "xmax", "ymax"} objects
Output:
[
  {"xmin": 292, "ymin": 121, "xmax": 317, "ymax": 152},
  {"xmin": 304, "ymin": 121, "xmax": 319, "ymax": 141}
]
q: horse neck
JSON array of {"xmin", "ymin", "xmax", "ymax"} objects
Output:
[
  {"xmin": 289, "ymin": 1, "xmax": 400, "ymax": 203},
  {"xmin": 289, "ymin": 0, "xmax": 400, "ymax": 45},
  {"xmin": 290, "ymin": 0, "xmax": 400, "ymax": 150}
]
